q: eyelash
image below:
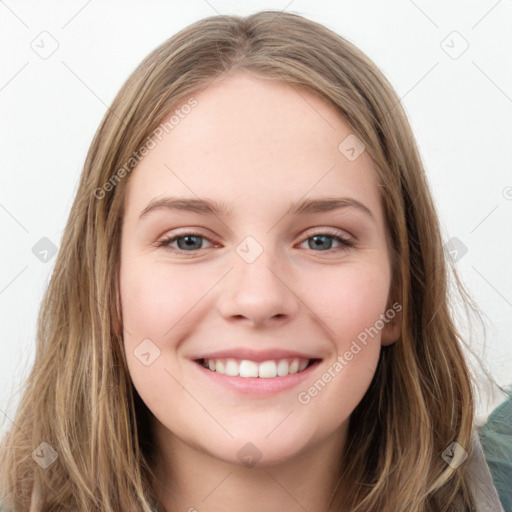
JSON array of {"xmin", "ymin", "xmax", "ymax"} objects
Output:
[{"xmin": 157, "ymin": 229, "xmax": 355, "ymax": 256}]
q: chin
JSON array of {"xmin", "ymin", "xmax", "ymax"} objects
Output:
[{"xmin": 205, "ymin": 429, "xmax": 315, "ymax": 469}]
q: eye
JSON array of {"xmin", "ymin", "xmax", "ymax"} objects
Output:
[
  {"xmin": 157, "ymin": 229, "xmax": 355, "ymax": 255},
  {"xmin": 157, "ymin": 232, "xmax": 215, "ymax": 255},
  {"xmin": 297, "ymin": 230, "xmax": 355, "ymax": 252}
]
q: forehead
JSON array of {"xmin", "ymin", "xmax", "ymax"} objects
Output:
[{"xmin": 123, "ymin": 72, "xmax": 382, "ymax": 221}]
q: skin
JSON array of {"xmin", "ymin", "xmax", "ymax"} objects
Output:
[{"xmin": 119, "ymin": 71, "xmax": 401, "ymax": 512}]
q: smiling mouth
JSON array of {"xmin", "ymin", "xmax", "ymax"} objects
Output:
[{"xmin": 195, "ymin": 357, "xmax": 321, "ymax": 378}]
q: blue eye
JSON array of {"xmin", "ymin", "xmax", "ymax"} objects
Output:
[
  {"xmin": 298, "ymin": 233, "xmax": 354, "ymax": 251},
  {"xmin": 158, "ymin": 230, "xmax": 354, "ymax": 255},
  {"xmin": 158, "ymin": 234, "xmax": 212, "ymax": 252}
]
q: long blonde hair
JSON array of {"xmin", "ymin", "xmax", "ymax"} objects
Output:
[{"xmin": 0, "ymin": 10, "xmax": 485, "ymax": 511}]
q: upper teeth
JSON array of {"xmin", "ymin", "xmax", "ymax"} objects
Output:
[{"xmin": 202, "ymin": 358, "xmax": 310, "ymax": 378}]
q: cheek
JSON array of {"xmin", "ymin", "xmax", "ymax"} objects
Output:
[
  {"xmin": 306, "ymin": 260, "xmax": 391, "ymax": 343},
  {"xmin": 119, "ymin": 255, "xmax": 217, "ymax": 406},
  {"xmin": 120, "ymin": 257, "xmax": 196, "ymax": 341},
  {"xmin": 295, "ymin": 262, "xmax": 389, "ymax": 405},
  {"xmin": 119, "ymin": 254, "xmax": 185, "ymax": 393}
]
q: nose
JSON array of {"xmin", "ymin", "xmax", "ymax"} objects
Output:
[{"xmin": 216, "ymin": 249, "xmax": 300, "ymax": 328}]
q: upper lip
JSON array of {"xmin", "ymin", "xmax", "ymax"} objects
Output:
[{"xmin": 192, "ymin": 348, "xmax": 322, "ymax": 363}]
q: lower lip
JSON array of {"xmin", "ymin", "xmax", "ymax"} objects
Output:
[{"xmin": 193, "ymin": 360, "xmax": 321, "ymax": 395}]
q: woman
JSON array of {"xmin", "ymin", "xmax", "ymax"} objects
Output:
[{"xmin": 0, "ymin": 10, "xmax": 507, "ymax": 512}]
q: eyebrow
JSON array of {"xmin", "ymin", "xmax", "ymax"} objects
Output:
[{"xmin": 139, "ymin": 195, "xmax": 375, "ymax": 220}]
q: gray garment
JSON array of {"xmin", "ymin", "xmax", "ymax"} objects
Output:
[{"xmin": 468, "ymin": 428, "xmax": 505, "ymax": 512}]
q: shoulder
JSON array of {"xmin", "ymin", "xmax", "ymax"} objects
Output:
[{"xmin": 479, "ymin": 391, "xmax": 512, "ymax": 512}]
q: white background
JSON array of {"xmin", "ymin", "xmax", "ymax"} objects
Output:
[{"xmin": 1, "ymin": 0, "xmax": 511, "ymax": 436}]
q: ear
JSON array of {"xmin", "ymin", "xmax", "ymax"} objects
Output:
[
  {"xmin": 381, "ymin": 308, "xmax": 402, "ymax": 346},
  {"xmin": 381, "ymin": 295, "xmax": 403, "ymax": 346}
]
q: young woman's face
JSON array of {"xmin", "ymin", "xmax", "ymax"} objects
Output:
[{"xmin": 119, "ymin": 72, "xmax": 400, "ymax": 468}]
